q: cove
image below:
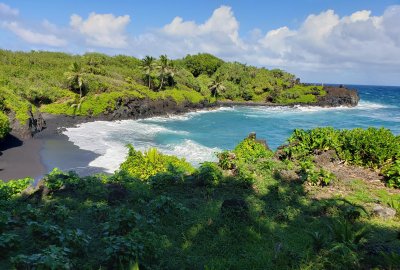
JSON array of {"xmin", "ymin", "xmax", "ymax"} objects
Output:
[{"xmin": 43, "ymin": 85, "xmax": 400, "ymax": 174}]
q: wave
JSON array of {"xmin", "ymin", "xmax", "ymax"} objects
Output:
[
  {"xmin": 162, "ymin": 139, "xmax": 220, "ymax": 166},
  {"xmin": 64, "ymin": 120, "xmax": 220, "ymax": 173},
  {"xmin": 356, "ymin": 100, "xmax": 396, "ymax": 110},
  {"xmin": 142, "ymin": 107, "xmax": 235, "ymax": 123}
]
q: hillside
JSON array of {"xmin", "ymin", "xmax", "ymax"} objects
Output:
[
  {"xmin": 0, "ymin": 50, "xmax": 358, "ymax": 140},
  {"xmin": 0, "ymin": 128, "xmax": 399, "ymax": 269}
]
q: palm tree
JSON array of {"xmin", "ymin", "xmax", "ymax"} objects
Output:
[
  {"xmin": 157, "ymin": 55, "xmax": 174, "ymax": 91},
  {"xmin": 209, "ymin": 76, "xmax": 226, "ymax": 99},
  {"xmin": 141, "ymin": 56, "xmax": 156, "ymax": 89},
  {"xmin": 65, "ymin": 62, "xmax": 84, "ymax": 99}
]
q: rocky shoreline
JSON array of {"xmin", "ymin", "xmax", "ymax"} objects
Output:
[
  {"xmin": 0, "ymin": 86, "xmax": 360, "ymax": 181},
  {"xmin": 9, "ymin": 85, "xmax": 360, "ymax": 140}
]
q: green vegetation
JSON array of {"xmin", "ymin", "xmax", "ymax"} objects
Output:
[
  {"xmin": 120, "ymin": 145, "xmax": 195, "ymax": 180},
  {"xmin": 1, "ymin": 127, "xmax": 399, "ymax": 269},
  {"xmin": 283, "ymin": 127, "xmax": 400, "ymax": 188},
  {"xmin": 0, "ymin": 111, "xmax": 10, "ymax": 139},
  {"xmin": 0, "ymin": 50, "xmax": 327, "ymax": 139}
]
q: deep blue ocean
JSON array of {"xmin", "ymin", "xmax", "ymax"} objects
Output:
[{"xmin": 61, "ymin": 85, "xmax": 400, "ymax": 173}]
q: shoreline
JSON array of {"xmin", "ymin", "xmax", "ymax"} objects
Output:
[{"xmin": 0, "ymin": 99, "xmax": 359, "ymax": 182}]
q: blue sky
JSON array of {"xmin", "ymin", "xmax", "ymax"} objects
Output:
[{"xmin": 0, "ymin": 0, "xmax": 400, "ymax": 85}]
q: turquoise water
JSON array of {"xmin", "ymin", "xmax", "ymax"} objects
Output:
[{"xmin": 63, "ymin": 85, "xmax": 400, "ymax": 173}]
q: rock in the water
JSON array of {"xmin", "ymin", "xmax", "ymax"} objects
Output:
[
  {"xmin": 372, "ymin": 205, "xmax": 397, "ymax": 219},
  {"xmin": 221, "ymin": 198, "xmax": 249, "ymax": 219},
  {"xmin": 317, "ymin": 86, "xmax": 360, "ymax": 107}
]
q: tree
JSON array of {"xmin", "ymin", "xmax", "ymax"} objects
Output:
[
  {"xmin": 141, "ymin": 56, "xmax": 156, "ymax": 89},
  {"xmin": 157, "ymin": 55, "xmax": 174, "ymax": 91},
  {"xmin": 183, "ymin": 53, "xmax": 224, "ymax": 77},
  {"xmin": 208, "ymin": 76, "xmax": 226, "ymax": 99},
  {"xmin": 0, "ymin": 111, "xmax": 10, "ymax": 139},
  {"xmin": 65, "ymin": 62, "xmax": 84, "ymax": 99}
]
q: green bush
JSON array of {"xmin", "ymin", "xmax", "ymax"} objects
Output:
[
  {"xmin": 299, "ymin": 159, "xmax": 335, "ymax": 186},
  {"xmin": 12, "ymin": 245, "xmax": 72, "ymax": 270},
  {"xmin": 285, "ymin": 127, "xmax": 400, "ymax": 188},
  {"xmin": 233, "ymin": 137, "xmax": 273, "ymax": 163},
  {"xmin": 195, "ymin": 162, "xmax": 223, "ymax": 187},
  {"xmin": 43, "ymin": 168, "xmax": 80, "ymax": 192},
  {"xmin": 120, "ymin": 145, "xmax": 194, "ymax": 180},
  {"xmin": 0, "ymin": 233, "xmax": 19, "ymax": 255},
  {"xmin": 0, "ymin": 178, "xmax": 32, "ymax": 201},
  {"xmin": 383, "ymin": 160, "xmax": 400, "ymax": 188}
]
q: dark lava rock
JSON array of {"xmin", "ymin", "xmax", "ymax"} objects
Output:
[
  {"xmin": 317, "ymin": 86, "xmax": 360, "ymax": 107},
  {"xmin": 372, "ymin": 204, "xmax": 397, "ymax": 219},
  {"xmin": 247, "ymin": 132, "xmax": 270, "ymax": 150},
  {"xmin": 8, "ymin": 108, "xmax": 46, "ymax": 140},
  {"xmin": 221, "ymin": 198, "xmax": 249, "ymax": 219},
  {"xmin": 109, "ymin": 97, "xmax": 213, "ymax": 120}
]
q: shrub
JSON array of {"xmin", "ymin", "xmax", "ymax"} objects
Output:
[
  {"xmin": 299, "ymin": 160, "xmax": 335, "ymax": 186},
  {"xmin": 383, "ymin": 160, "xmax": 400, "ymax": 188},
  {"xmin": 285, "ymin": 127, "xmax": 400, "ymax": 188},
  {"xmin": 149, "ymin": 164, "xmax": 186, "ymax": 190},
  {"xmin": 12, "ymin": 245, "xmax": 72, "ymax": 270},
  {"xmin": 234, "ymin": 137, "xmax": 273, "ymax": 163},
  {"xmin": 217, "ymin": 150, "xmax": 236, "ymax": 170},
  {"xmin": 0, "ymin": 177, "xmax": 33, "ymax": 201},
  {"xmin": 43, "ymin": 168, "xmax": 80, "ymax": 192},
  {"xmin": 0, "ymin": 233, "xmax": 19, "ymax": 255},
  {"xmin": 120, "ymin": 145, "xmax": 194, "ymax": 180},
  {"xmin": 195, "ymin": 162, "xmax": 223, "ymax": 187}
]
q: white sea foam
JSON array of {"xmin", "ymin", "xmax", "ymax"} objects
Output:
[
  {"xmin": 141, "ymin": 107, "xmax": 234, "ymax": 123},
  {"xmin": 356, "ymin": 101, "xmax": 395, "ymax": 110},
  {"xmin": 162, "ymin": 139, "xmax": 220, "ymax": 166},
  {"xmin": 243, "ymin": 100, "xmax": 393, "ymax": 117},
  {"xmin": 64, "ymin": 119, "xmax": 220, "ymax": 173}
]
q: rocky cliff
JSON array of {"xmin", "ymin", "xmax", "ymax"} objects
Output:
[{"xmin": 317, "ymin": 86, "xmax": 359, "ymax": 107}]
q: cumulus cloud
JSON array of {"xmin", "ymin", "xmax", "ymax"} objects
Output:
[
  {"xmin": 131, "ymin": 5, "xmax": 400, "ymax": 75},
  {"xmin": 0, "ymin": 2, "xmax": 18, "ymax": 18},
  {"xmin": 0, "ymin": 2, "xmax": 399, "ymax": 83},
  {"xmin": 2, "ymin": 21, "xmax": 67, "ymax": 47},
  {"xmin": 157, "ymin": 6, "xmax": 245, "ymax": 56},
  {"xmin": 70, "ymin": 12, "xmax": 130, "ymax": 48}
]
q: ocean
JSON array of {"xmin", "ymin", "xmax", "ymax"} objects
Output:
[{"xmin": 43, "ymin": 85, "xmax": 400, "ymax": 174}]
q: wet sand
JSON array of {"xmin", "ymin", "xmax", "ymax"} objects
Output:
[
  {"xmin": 0, "ymin": 114, "xmax": 105, "ymax": 182},
  {"xmin": 0, "ymin": 135, "xmax": 45, "ymax": 181}
]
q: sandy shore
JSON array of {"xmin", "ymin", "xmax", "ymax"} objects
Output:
[
  {"xmin": 0, "ymin": 135, "xmax": 45, "ymax": 181},
  {"xmin": 0, "ymin": 114, "xmax": 103, "ymax": 182}
]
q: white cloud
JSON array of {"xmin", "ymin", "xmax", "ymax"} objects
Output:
[
  {"xmin": 70, "ymin": 12, "xmax": 130, "ymax": 48},
  {"xmin": 0, "ymin": 2, "xmax": 18, "ymax": 18},
  {"xmin": 159, "ymin": 6, "xmax": 245, "ymax": 56},
  {"xmin": 3, "ymin": 21, "xmax": 67, "ymax": 47},
  {"xmin": 0, "ymin": 3, "xmax": 399, "ymax": 84}
]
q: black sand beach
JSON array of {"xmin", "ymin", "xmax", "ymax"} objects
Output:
[{"xmin": 0, "ymin": 114, "xmax": 104, "ymax": 182}]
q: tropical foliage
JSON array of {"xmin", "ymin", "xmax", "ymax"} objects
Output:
[
  {"xmin": 0, "ymin": 129, "xmax": 399, "ymax": 269},
  {"xmin": 0, "ymin": 50, "xmax": 328, "ymax": 138},
  {"xmin": 283, "ymin": 127, "xmax": 400, "ymax": 187}
]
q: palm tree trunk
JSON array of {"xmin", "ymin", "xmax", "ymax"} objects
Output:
[
  {"xmin": 148, "ymin": 75, "xmax": 151, "ymax": 89},
  {"xmin": 159, "ymin": 76, "xmax": 164, "ymax": 91}
]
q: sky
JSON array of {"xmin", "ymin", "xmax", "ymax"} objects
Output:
[{"xmin": 0, "ymin": 0, "xmax": 399, "ymax": 85}]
